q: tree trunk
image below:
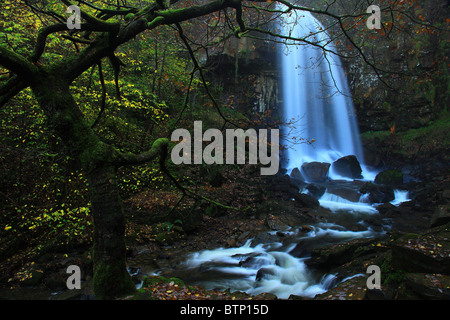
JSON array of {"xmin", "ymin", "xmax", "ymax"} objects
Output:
[
  {"xmin": 88, "ymin": 164, "xmax": 136, "ymax": 299},
  {"xmin": 32, "ymin": 76, "xmax": 135, "ymax": 299}
]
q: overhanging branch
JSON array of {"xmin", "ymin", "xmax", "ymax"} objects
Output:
[
  {"xmin": 0, "ymin": 46, "xmax": 38, "ymax": 79},
  {"xmin": 0, "ymin": 76, "xmax": 29, "ymax": 108},
  {"xmin": 115, "ymin": 138, "xmax": 169, "ymax": 167}
]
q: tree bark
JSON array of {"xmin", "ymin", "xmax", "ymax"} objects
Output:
[
  {"xmin": 31, "ymin": 76, "xmax": 135, "ymax": 299},
  {"xmin": 88, "ymin": 164, "xmax": 136, "ymax": 299}
]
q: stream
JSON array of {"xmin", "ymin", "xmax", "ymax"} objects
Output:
[{"xmin": 142, "ymin": 183, "xmax": 411, "ymax": 299}]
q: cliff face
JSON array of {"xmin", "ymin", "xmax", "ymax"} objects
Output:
[{"xmin": 203, "ymin": 36, "xmax": 282, "ymax": 122}]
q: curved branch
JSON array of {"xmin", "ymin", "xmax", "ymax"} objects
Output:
[
  {"xmin": 31, "ymin": 24, "xmax": 69, "ymax": 62},
  {"xmin": 0, "ymin": 46, "xmax": 38, "ymax": 79},
  {"xmin": 31, "ymin": 22, "xmax": 121, "ymax": 63},
  {"xmin": 115, "ymin": 138, "xmax": 169, "ymax": 167},
  {"xmin": 0, "ymin": 76, "xmax": 29, "ymax": 108}
]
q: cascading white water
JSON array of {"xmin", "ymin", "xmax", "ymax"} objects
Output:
[
  {"xmin": 180, "ymin": 227, "xmax": 374, "ymax": 299},
  {"xmin": 280, "ymin": 10, "xmax": 365, "ymax": 172}
]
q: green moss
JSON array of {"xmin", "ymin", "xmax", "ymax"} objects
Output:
[
  {"xmin": 360, "ymin": 130, "xmax": 390, "ymax": 142},
  {"xmin": 401, "ymin": 111, "xmax": 449, "ymax": 144},
  {"xmin": 142, "ymin": 275, "xmax": 185, "ymax": 288},
  {"xmin": 382, "ymin": 101, "xmax": 392, "ymax": 112},
  {"xmin": 93, "ymin": 260, "xmax": 136, "ymax": 300},
  {"xmin": 374, "ymin": 169, "xmax": 403, "ymax": 186}
]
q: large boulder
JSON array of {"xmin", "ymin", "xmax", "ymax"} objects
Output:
[
  {"xmin": 391, "ymin": 225, "xmax": 450, "ymax": 275},
  {"xmin": 293, "ymin": 193, "xmax": 320, "ymax": 209},
  {"xmin": 327, "ymin": 185, "xmax": 363, "ymax": 203},
  {"xmin": 331, "ymin": 155, "xmax": 363, "ymax": 179},
  {"xmin": 301, "ymin": 162, "xmax": 330, "ymax": 182},
  {"xmin": 305, "ymin": 238, "xmax": 378, "ymax": 268},
  {"xmin": 289, "ymin": 167, "xmax": 304, "ymax": 185},
  {"xmin": 306, "ymin": 183, "xmax": 326, "ymax": 199},
  {"xmin": 359, "ymin": 182, "xmax": 395, "ymax": 203},
  {"xmin": 430, "ymin": 205, "xmax": 450, "ymax": 228},
  {"xmin": 374, "ymin": 169, "xmax": 403, "ymax": 186},
  {"xmin": 401, "ymin": 273, "xmax": 450, "ymax": 300}
]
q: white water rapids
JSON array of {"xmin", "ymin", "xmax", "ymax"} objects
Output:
[{"xmin": 177, "ymin": 190, "xmax": 409, "ymax": 299}]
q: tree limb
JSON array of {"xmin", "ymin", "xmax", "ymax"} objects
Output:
[
  {"xmin": 91, "ymin": 60, "xmax": 106, "ymax": 129},
  {"xmin": 115, "ymin": 138, "xmax": 169, "ymax": 167},
  {"xmin": 0, "ymin": 46, "xmax": 38, "ymax": 79},
  {"xmin": 0, "ymin": 76, "xmax": 29, "ymax": 108}
]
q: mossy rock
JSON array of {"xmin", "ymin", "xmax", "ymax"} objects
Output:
[
  {"xmin": 155, "ymin": 230, "xmax": 185, "ymax": 244},
  {"xmin": 374, "ymin": 169, "xmax": 403, "ymax": 186},
  {"xmin": 142, "ymin": 276, "xmax": 185, "ymax": 288}
]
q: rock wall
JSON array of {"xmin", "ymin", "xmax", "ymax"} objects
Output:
[{"xmin": 203, "ymin": 35, "xmax": 283, "ymax": 122}]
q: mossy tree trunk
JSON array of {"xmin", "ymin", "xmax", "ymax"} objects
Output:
[
  {"xmin": 32, "ymin": 77, "xmax": 135, "ymax": 299},
  {"xmin": 88, "ymin": 164, "xmax": 136, "ymax": 299}
]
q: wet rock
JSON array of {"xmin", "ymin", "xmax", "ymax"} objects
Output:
[
  {"xmin": 374, "ymin": 169, "xmax": 404, "ymax": 186},
  {"xmin": 313, "ymin": 275, "xmax": 368, "ymax": 300},
  {"xmin": 359, "ymin": 182, "xmax": 395, "ymax": 203},
  {"xmin": 401, "ymin": 273, "xmax": 450, "ymax": 300},
  {"xmin": 265, "ymin": 215, "xmax": 290, "ymax": 231},
  {"xmin": 327, "ymin": 186, "xmax": 362, "ymax": 203},
  {"xmin": 391, "ymin": 225, "xmax": 450, "ymax": 275},
  {"xmin": 376, "ymin": 202, "xmax": 403, "ymax": 216},
  {"xmin": 293, "ymin": 193, "xmax": 320, "ymax": 209},
  {"xmin": 331, "ymin": 155, "xmax": 363, "ymax": 179},
  {"xmin": 301, "ymin": 162, "xmax": 330, "ymax": 182},
  {"xmin": 239, "ymin": 253, "xmax": 269, "ymax": 269},
  {"xmin": 305, "ymin": 238, "xmax": 378, "ymax": 269},
  {"xmin": 289, "ymin": 167, "xmax": 304, "ymax": 185},
  {"xmin": 226, "ymin": 237, "xmax": 236, "ymax": 247},
  {"xmin": 430, "ymin": 205, "xmax": 450, "ymax": 228},
  {"xmin": 256, "ymin": 267, "xmax": 276, "ymax": 281},
  {"xmin": 306, "ymin": 184, "xmax": 326, "ymax": 199}
]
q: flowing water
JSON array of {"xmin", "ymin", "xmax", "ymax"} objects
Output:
[
  {"xmin": 165, "ymin": 190, "xmax": 409, "ymax": 299},
  {"xmin": 279, "ymin": 10, "xmax": 375, "ymax": 180}
]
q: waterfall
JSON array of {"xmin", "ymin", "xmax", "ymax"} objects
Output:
[{"xmin": 280, "ymin": 10, "xmax": 365, "ymax": 171}]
